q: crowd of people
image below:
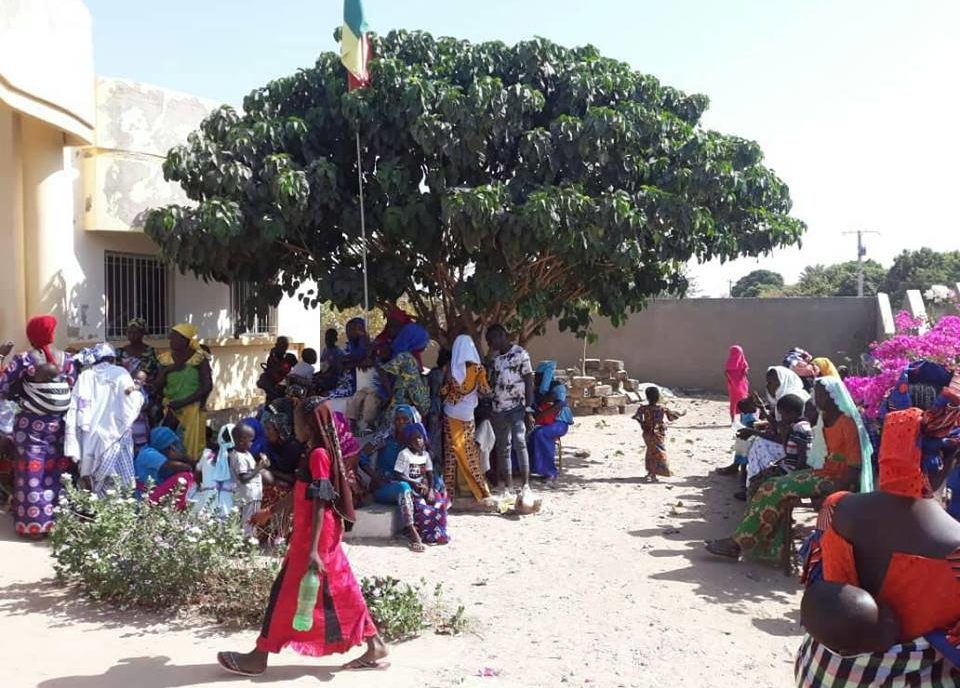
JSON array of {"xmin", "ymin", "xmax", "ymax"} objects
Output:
[
  {"xmin": 702, "ymin": 343, "xmax": 960, "ymax": 685},
  {"xmin": 0, "ymin": 309, "xmax": 575, "ymax": 548}
]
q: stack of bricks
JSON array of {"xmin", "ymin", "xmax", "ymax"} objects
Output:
[{"xmin": 553, "ymin": 359, "xmax": 643, "ymax": 417}]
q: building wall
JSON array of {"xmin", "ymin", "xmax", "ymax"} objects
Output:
[
  {"xmin": 0, "ymin": 0, "xmax": 95, "ymax": 144},
  {"xmin": 526, "ymin": 297, "xmax": 879, "ymax": 393}
]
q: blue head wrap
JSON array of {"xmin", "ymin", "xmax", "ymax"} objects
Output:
[
  {"xmin": 391, "ymin": 323, "xmax": 430, "ymax": 356},
  {"xmin": 149, "ymin": 427, "xmax": 180, "ymax": 452},
  {"xmin": 536, "ymin": 361, "xmax": 557, "ymax": 395}
]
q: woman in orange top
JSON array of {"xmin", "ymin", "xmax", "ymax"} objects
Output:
[
  {"xmin": 796, "ymin": 406, "xmax": 960, "ymax": 686},
  {"xmin": 707, "ymin": 376, "xmax": 873, "ymax": 562},
  {"xmin": 440, "ymin": 335, "xmax": 491, "ymax": 501}
]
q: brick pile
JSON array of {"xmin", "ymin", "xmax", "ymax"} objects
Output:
[{"xmin": 550, "ymin": 359, "xmax": 644, "ymax": 417}]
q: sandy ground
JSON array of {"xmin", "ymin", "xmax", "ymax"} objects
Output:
[{"xmin": 0, "ymin": 396, "xmax": 805, "ymax": 688}]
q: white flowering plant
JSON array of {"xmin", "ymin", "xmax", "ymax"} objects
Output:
[{"xmin": 50, "ymin": 478, "xmax": 272, "ymax": 614}]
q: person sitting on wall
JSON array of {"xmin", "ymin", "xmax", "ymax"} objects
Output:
[
  {"xmin": 257, "ymin": 336, "xmax": 291, "ymax": 404},
  {"xmin": 315, "ymin": 328, "xmax": 344, "ymax": 393}
]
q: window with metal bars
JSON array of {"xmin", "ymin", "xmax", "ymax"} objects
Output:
[
  {"xmin": 231, "ymin": 281, "xmax": 277, "ymax": 337},
  {"xmin": 104, "ymin": 252, "xmax": 171, "ymax": 340}
]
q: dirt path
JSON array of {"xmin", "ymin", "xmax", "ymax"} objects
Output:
[{"xmin": 0, "ymin": 397, "xmax": 803, "ymax": 687}]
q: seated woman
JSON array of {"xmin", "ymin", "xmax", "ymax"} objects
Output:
[
  {"xmin": 134, "ymin": 427, "xmax": 198, "ymax": 510},
  {"xmin": 527, "ymin": 361, "xmax": 574, "ymax": 483},
  {"xmin": 250, "ymin": 403, "xmax": 304, "ymax": 543},
  {"xmin": 795, "ymin": 407, "xmax": 960, "ymax": 686},
  {"xmin": 737, "ymin": 366, "xmax": 810, "ymax": 499},
  {"xmin": 707, "ymin": 376, "xmax": 873, "ymax": 563},
  {"xmin": 368, "ymin": 405, "xmax": 431, "ymax": 552},
  {"xmin": 379, "ymin": 323, "xmax": 430, "ymax": 419}
]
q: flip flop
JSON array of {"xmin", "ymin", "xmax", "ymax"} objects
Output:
[
  {"xmin": 217, "ymin": 651, "xmax": 265, "ymax": 677},
  {"xmin": 342, "ymin": 657, "xmax": 391, "ymax": 671}
]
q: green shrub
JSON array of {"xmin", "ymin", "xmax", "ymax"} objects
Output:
[{"xmin": 50, "ymin": 481, "xmax": 468, "ymax": 638}]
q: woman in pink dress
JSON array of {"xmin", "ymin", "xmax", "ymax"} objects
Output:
[
  {"xmin": 217, "ymin": 398, "xmax": 387, "ymax": 675},
  {"xmin": 725, "ymin": 345, "xmax": 750, "ymax": 421}
]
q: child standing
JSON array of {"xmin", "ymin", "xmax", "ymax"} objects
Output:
[
  {"xmin": 229, "ymin": 422, "xmax": 268, "ymax": 536},
  {"xmin": 718, "ymin": 397, "xmax": 759, "ymax": 477},
  {"xmin": 633, "ymin": 386, "xmax": 685, "ymax": 482},
  {"xmin": 191, "ymin": 424, "xmax": 237, "ymax": 517}
]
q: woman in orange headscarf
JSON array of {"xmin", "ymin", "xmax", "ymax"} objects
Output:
[
  {"xmin": 154, "ymin": 323, "xmax": 212, "ymax": 460},
  {"xmin": 0, "ymin": 315, "xmax": 76, "ymax": 537}
]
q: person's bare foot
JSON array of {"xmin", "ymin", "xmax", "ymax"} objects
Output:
[
  {"xmin": 343, "ymin": 635, "xmax": 389, "ymax": 670},
  {"xmin": 405, "ymin": 527, "xmax": 425, "ymax": 553},
  {"xmin": 217, "ymin": 649, "xmax": 268, "ymax": 676}
]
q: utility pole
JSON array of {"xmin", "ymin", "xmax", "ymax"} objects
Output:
[{"xmin": 842, "ymin": 230, "xmax": 881, "ymax": 296}]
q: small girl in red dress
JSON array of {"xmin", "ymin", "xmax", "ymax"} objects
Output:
[{"xmin": 217, "ymin": 397, "xmax": 387, "ymax": 675}]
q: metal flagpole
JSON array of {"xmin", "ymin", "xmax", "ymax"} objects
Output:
[{"xmin": 355, "ymin": 128, "xmax": 370, "ymax": 325}]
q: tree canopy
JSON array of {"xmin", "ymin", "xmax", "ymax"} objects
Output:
[
  {"xmin": 731, "ymin": 269, "xmax": 784, "ymax": 298},
  {"xmin": 145, "ymin": 29, "xmax": 805, "ymax": 345},
  {"xmin": 787, "ymin": 260, "xmax": 886, "ymax": 297},
  {"xmin": 881, "ymin": 249, "xmax": 960, "ymax": 305}
]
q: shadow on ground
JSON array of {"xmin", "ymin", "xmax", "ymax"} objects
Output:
[{"xmin": 37, "ymin": 656, "xmax": 335, "ymax": 688}]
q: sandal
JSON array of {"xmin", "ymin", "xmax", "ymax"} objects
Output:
[
  {"xmin": 705, "ymin": 539, "xmax": 741, "ymax": 560},
  {"xmin": 342, "ymin": 657, "xmax": 391, "ymax": 671},
  {"xmin": 407, "ymin": 540, "xmax": 426, "ymax": 553},
  {"xmin": 217, "ymin": 651, "xmax": 265, "ymax": 677}
]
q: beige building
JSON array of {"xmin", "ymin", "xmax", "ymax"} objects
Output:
[{"xmin": 0, "ymin": 0, "xmax": 322, "ymax": 412}]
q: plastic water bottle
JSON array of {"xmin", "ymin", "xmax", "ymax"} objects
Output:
[{"xmin": 292, "ymin": 570, "xmax": 320, "ymax": 631}]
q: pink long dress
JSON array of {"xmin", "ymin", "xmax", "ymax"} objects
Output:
[{"xmin": 725, "ymin": 345, "xmax": 750, "ymax": 420}]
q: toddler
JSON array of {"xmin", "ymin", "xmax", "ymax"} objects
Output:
[
  {"xmin": 191, "ymin": 424, "xmax": 237, "ymax": 518},
  {"xmin": 633, "ymin": 386, "xmax": 685, "ymax": 482},
  {"xmin": 748, "ymin": 393, "xmax": 812, "ymax": 497},
  {"xmin": 229, "ymin": 422, "xmax": 268, "ymax": 537},
  {"xmin": 346, "ymin": 363, "xmax": 381, "ymax": 434}
]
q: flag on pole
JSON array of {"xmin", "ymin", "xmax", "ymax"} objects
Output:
[{"xmin": 341, "ymin": 0, "xmax": 371, "ymax": 90}]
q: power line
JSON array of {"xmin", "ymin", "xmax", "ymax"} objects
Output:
[{"xmin": 842, "ymin": 230, "xmax": 881, "ymax": 296}]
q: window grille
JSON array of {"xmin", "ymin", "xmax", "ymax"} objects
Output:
[
  {"xmin": 231, "ymin": 281, "xmax": 277, "ymax": 337},
  {"xmin": 104, "ymin": 252, "xmax": 171, "ymax": 340}
]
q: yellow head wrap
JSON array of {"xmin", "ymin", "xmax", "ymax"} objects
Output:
[
  {"xmin": 172, "ymin": 323, "xmax": 199, "ymax": 350},
  {"xmin": 813, "ymin": 357, "xmax": 839, "ymax": 378}
]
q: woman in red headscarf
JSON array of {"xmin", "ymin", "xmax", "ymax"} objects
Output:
[
  {"xmin": 725, "ymin": 345, "xmax": 750, "ymax": 421},
  {"xmin": 0, "ymin": 315, "xmax": 76, "ymax": 537},
  {"xmin": 217, "ymin": 398, "xmax": 387, "ymax": 676}
]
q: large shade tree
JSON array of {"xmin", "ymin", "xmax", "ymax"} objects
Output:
[{"xmin": 146, "ymin": 30, "xmax": 805, "ymax": 345}]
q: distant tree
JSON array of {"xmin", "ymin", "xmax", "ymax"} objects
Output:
[
  {"xmin": 793, "ymin": 260, "xmax": 886, "ymax": 297},
  {"xmin": 144, "ymin": 30, "xmax": 805, "ymax": 345},
  {"xmin": 731, "ymin": 269, "xmax": 784, "ymax": 298},
  {"xmin": 882, "ymin": 249, "xmax": 960, "ymax": 305}
]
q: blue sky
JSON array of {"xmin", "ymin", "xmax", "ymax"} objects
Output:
[{"xmin": 85, "ymin": 1, "xmax": 960, "ymax": 296}]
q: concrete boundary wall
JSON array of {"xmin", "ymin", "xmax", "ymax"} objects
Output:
[{"xmin": 526, "ymin": 297, "xmax": 880, "ymax": 394}]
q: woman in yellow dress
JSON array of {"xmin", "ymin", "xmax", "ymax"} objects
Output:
[
  {"xmin": 154, "ymin": 323, "xmax": 212, "ymax": 460},
  {"xmin": 441, "ymin": 335, "xmax": 492, "ymax": 501}
]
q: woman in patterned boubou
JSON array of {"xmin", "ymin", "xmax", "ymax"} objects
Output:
[{"xmin": 0, "ymin": 315, "xmax": 76, "ymax": 538}]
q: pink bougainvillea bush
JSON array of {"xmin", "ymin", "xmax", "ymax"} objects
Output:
[{"xmin": 846, "ymin": 312, "xmax": 960, "ymax": 418}]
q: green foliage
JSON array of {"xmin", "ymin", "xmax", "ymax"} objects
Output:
[
  {"xmin": 146, "ymin": 30, "xmax": 805, "ymax": 344},
  {"xmin": 360, "ymin": 575, "xmax": 426, "ymax": 642},
  {"xmin": 789, "ymin": 260, "xmax": 886, "ymax": 297},
  {"xmin": 731, "ymin": 269, "xmax": 784, "ymax": 297},
  {"xmin": 881, "ymin": 248, "xmax": 960, "ymax": 306},
  {"xmin": 50, "ymin": 477, "xmax": 264, "ymax": 611}
]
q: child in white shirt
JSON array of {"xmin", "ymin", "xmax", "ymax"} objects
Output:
[{"xmin": 229, "ymin": 422, "xmax": 268, "ymax": 536}]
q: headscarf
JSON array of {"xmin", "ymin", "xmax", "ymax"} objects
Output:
[
  {"xmin": 262, "ymin": 400, "xmax": 293, "ymax": 440},
  {"xmin": 402, "ymin": 421, "xmax": 429, "ymax": 448},
  {"xmin": 813, "ymin": 357, "xmax": 840, "ymax": 378},
  {"xmin": 386, "ymin": 307, "xmax": 414, "ymax": 328},
  {"xmin": 450, "ymin": 335, "xmax": 481, "ymax": 385},
  {"xmin": 26, "ymin": 315, "xmax": 57, "ymax": 365},
  {"xmin": 767, "ymin": 366, "xmax": 809, "ymax": 417},
  {"xmin": 725, "ymin": 346, "xmax": 749, "ymax": 374},
  {"xmin": 878, "ymin": 408, "xmax": 924, "ymax": 498},
  {"xmin": 172, "ymin": 323, "xmax": 199, "ymax": 351},
  {"xmin": 537, "ymin": 360, "xmax": 557, "ymax": 395},
  {"xmin": 77, "ymin": 342, "xmax": 117, "ymax": 367},
  {"xmin": 241, "ymin": 418, "xmax": 268, "ymax": 457},
  {"xmin": 208, "ymin": 424, "xmax": 236, "ymax": 483},
  {"xmin": 128, "ymin": 317, "xmax": 148, "ymax": 333},
  {"xmin": 149, "ymin": 426, "xmax": 180, "ymax": 452},
  {"xmin": 305, "ymin": 398, "xmax": 357, "ymax": 529},
  {"xmin": 393, "ymin": 404, "xmax": 421, "ymax": 424},
  {"xmin": 391, "ymin": 323, "xmax": 430, "ymax": 356},
  {"xmin": 816, "ymin": 376, "xmax": 875, "ymax": 493}
]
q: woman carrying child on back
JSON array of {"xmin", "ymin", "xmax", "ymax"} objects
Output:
[{"xmin": 633, "ymin": 386, "xmax": 685, "ymax": 482}]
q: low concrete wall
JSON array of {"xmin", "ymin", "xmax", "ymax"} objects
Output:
[{"xmin": 527, "ymin": 297, "xmax": 878, "ymax": 394}]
